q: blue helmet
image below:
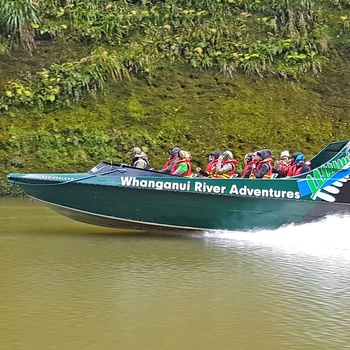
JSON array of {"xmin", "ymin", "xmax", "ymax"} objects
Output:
[{"xmin": 295, "ymin": 154, "xmax": 305, "ymax": 163}]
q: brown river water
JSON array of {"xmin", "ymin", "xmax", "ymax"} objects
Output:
[{"xmin": 1, "ymin": 197, "xmax": 350, "ymax": 350}]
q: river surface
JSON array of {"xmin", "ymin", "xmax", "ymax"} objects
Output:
[{"xmin": 1, "ymin": 197, "xmax": 350, "ymax": 350}]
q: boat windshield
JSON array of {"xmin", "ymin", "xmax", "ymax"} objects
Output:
[{"xmin": 88, "ymin": 162, "xmax": 123, "ymax": 175}]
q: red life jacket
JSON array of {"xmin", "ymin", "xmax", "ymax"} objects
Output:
[
  {"xmin": 250, "ymin": 158, "xmax": 272, "ymax": 179},
  {"xmin": 276, "ymin": 159, "xmax": 292, "ymax": 177},
  {"xmin": 170, "ymin": 159, "xmax": 192, "ymax": 177},
  {"xmin": 287, "ymin": 163, "xmax": 304, "ymax": 177},
  {"xmin": 242, "ymin": 160, "xmax": 255, "ymax": 178},
  {"xmin": 163, "ymin": 156, "xmax": 178, "ymax": 169},
  {"xmin": 213, "ymin": 159, "xmax": 237, "ymax": 178},
  {"xmin": 205, "ymin": 159, "xmax": 219, "ymax": 177}
]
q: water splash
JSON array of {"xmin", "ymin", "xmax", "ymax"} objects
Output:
[{"xmin": 203, "ymin": 214, "xmax": 350, "ymax": 260}]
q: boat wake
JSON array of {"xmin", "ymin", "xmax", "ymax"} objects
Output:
[{"xmin": 202, "ymin": 214, "xmax": 350, "ymax": 260}]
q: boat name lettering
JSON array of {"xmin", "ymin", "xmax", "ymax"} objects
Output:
[
  {"xmin": 121, "ymin": 177, "xmax": 191, "ymax": 191},
  {"xmin": 23, "ymin": 174, "xmax": 75, "ymax": 181},
  {"xmin": 120, "ymin": 177, "xmax": 300, "ymax": 199},
  {"xmin": 228, "ymin": 185, "xmax": 300, "ymax": 199}
]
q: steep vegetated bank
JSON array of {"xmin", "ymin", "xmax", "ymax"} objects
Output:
[{"xmin": 1, "ymin": 0, "xmax": 350, "ymax": 195}]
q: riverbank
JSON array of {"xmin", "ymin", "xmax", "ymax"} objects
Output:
[
  {"xmin": 1, "ymin": 1, "xmax": 350, "ymax": 195},
  {"xmin": 2, "ymin": 59, "xmax": 350, "ymax": 196}
]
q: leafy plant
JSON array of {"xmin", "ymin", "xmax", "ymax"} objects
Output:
[
  {"xmin": 2, "ymin": 47, "xmax": 130, "ymax": 109},
  {"xmin": 0, "ymin": 37, "xmax": 10, "ymax": 55},
  {"xmin": 0, "ymin": 0, "xmax": 39, "ymax": 52}
]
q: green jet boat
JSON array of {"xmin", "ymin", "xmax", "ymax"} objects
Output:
[{"xmin": 7, "ymin": 140, "xmax": 350, "ymax": 232}]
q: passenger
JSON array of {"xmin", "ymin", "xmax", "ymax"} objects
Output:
[
  {"xmin": 170, "ymin": 150, "xmax": 192, "ymax": 177},
  {"xmin": 213, "ymin": 150, "xmax": 237, "ymax": 178},
  {"xmin": 242, "ymin": 152, "xmax": 255, "ymax": 178},
  {"xmin": 290, "ymin": 151, "xmax": 312, "ymax": 169},
  {"xmin": 159, "ymin": 147, "xmax": 180, "ymax": 174},
  {"xmin": 286, "ymin": 154, "xmax": 310, "ymax": 177},
  {"xmin": 196, "ymin": 150, "xmax": 222, "ymax": 177},
  {"xmin": 128, "ymin": 147, "xmax": 150, "ymax": 169},
  {"xmin": 273, "ymin": 150, "xmax": 291, "ymax": 178},
  {"xmin": 249, "ymin": 149, "xmax": 273, "ymax": 179}
]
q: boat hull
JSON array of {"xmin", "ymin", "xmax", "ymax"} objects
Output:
[{"xmin": 10, "ymin": 178, "xmax": 350, "ymax": 231}]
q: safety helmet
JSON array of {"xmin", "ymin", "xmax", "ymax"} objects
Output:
[
  {"xmin": 280, "ymin": 150, "xmax": 290, "ymax": 158},
  {"xmin": 169, "ymin": 147, "xmax": 180, "ymax": 158},
  {"xmin": 208, "ymin": 150, "xmax": 221, "ymax": 162},
  {"xmin": 292, "ymin": 151, "xmax": 302, "ymax": 161},
  {"xmin": 244, "ymin": 153, "xmax": 254, "ymax": 162},
  {"xmin": 179, "ymin": 150, "xmax": 191, "ymax": 160},
  {"xmin": 222, "ymin": 150, "xmax": 233, "ymax": 160},
  {"xmin": 128, "ymin": 147, "xmax": 141, "ymax": 157},
  {"xmin": 295, "ymin": 154, "xmax": 305, "ymax": 163},
  {"xmin": 255, "ymin": 149, "xmax": 271, "ymax": 160}
]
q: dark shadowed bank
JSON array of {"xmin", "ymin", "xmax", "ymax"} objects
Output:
[{"xmin": 1, "ymin": 0, "xmax": 350, "ymax": 195}]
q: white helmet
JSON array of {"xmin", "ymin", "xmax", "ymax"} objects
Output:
[
  {"xmin": 280, "ymin": 150, "xmax": 290, "ymax": 158},
  {"xmin": 179, "ymin": 150, "xmax": 191, "ymax": 160},
  {"xmin": 128, "ymin": 147, "xmax": 142, "ymax": 157},
  {"xmin": 222, "ymin": 150, "xmax": 233, "ymax": 160}
]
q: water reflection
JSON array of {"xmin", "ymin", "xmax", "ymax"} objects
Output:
[{"xmin": 0, "ymin": 198, "xmax": 349, "ymax": 350}]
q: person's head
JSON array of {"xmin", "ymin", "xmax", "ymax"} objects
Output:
[
  {"xmin": 280, "ymin": 150, "xmax": 290, "ymax": 160},
  {"xmin": 255, "ymin": 149, "xmax": 271, "ymax": 161},
  {"xmin": 295, "ymin": 154, "xmax": 305, "ymax": 164},
  {"xmin": 221, "ymin": 150, "xmax": 233, "ymax": 160},
  {"xmin": 292, "ymin": 151, "xmax": 302, "ymax": 162},
  {"xmin": 128, "ymin": 147, "xmax": 142, "ymax": 158},
  {"xmin": 179, "ymin": 150, "xmax": 191, "ymax": 160},
  {"xmin": 244, "ymin": 153, "xmax": 254, "ymax": 163},
  {"xmin": 169, "ymin": 147, "xmax": 180, "ymax": 159},
  {"xmin": 254, "ymin": 151, "xmax": 262, "ymax": 162},
  {"xmin": 208, "ymin": 150, "xmax": 221, "ymax": 162}
]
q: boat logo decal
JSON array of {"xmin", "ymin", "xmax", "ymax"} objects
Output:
[{"xmin": 297, "ymin": 148, "xmax": 350, "ymax": 202}]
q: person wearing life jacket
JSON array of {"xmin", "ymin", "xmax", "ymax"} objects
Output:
[
  {"xmin": 159, "ymin": 147, "xmax": 180, "ymax": 174},
  {"xmin": 213, "ymin": 150, "xmax": 237, "ymax": 178},
  {"xmin": 273, "ymin": 150, "xmax": 291, "ymax": 178},
  {"xmin": 128, "ymin": 147, "xmax": 150, "ymax": 169},
  {"xmin": 242, "ymin": 152, "xmax": 255, "ymax": 178},
  {"xmin": 286, "ymin": 154, "xmax": 310, "ymax": 177},
  {"xmin": 249, "ymin": 149, "xmax": 273, "ymax": 179},
  {"xmin": 196, "ymin": 150, "xmax": 222, "ymax": 177},
  {"xmin": 170, "ymin": 150, "xmax": 192, "ymax": 177}
]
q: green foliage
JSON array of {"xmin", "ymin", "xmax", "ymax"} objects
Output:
[
  {"xmin": 0, "ymin": 0, "xmax": 39, "ymax": 52},
  {"xmin": 0, "ymin": 37, "xmax": 10, "ymax": 55},
  {"xmin": 0, "ymin": 0, "xmax": 339, "ymax": 95},
  {"xmin": 340, "ymin": 14, "xmax": 350, "ymax": 31},
  {"xmin": 1, "ymin": 63, "xmax": 350, "ymax": 196},
  {"xmin": 2, "ymin": 0, "xmax": 350, "ymax": 195},
  {"xmin": 329, "ymin": 0, "xmax": 350, "ymax": 8},
  {"xmin": 1, "ymin": 47, "xmax": 130, "ymax": 109}
]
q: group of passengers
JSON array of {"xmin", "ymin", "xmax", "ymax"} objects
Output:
[{"xmin": 127, "ymin": 146, "xmax": 311, "ymax": 178}]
